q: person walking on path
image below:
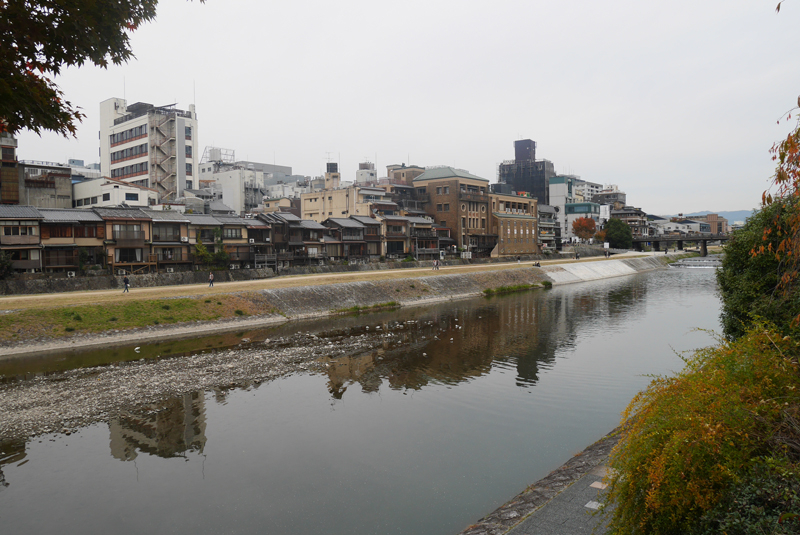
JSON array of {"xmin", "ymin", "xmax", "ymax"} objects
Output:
[
  {"xmin": 122, "ymin": 276, "xmax": 130, "ymax": 293},
  {"xmin": 208, "ymin": 272, "xmax": 214, "ymax": 287},
  {"xmin": 432, "ymin": 259, "xmax": 437, "ymax": 271}
]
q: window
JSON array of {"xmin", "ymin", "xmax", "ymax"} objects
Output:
[
  {"xmin": 186, "ymin": 163, "xmax": 192, "ymax": 176},
  {"xmin": 125, "ymin": 193, "xmax": 139, "ymax": 201},
  {"xmin": 444, "ymin": 186, "xmax": 449, "ymax": 194},
  {"xmin": 47, "ymin": 225, "xmax": 72, "ymax": 238},
  {"xmin": 436, "ymin": 187, "xmax": 442, "ymax": 195},
  {"xmin": 91, "ymin": 197, "xmax": 97, "ymax": 204},
  {"xmin": 185, "ymin": 145, "xmax": 192, "ymax": 158},
  {"xmin": 440, "ymin": 221, "xmax": 446, "ymax": 227},
  {"xmin": 76, "ymin": 199, "xmax": 83, "ymax": 206},
  {"xmin": 223, "ymin": 228, "xmax": 242, "ymax": 239},
  {"xmin": 443, "ymin": 204, "xmax": 450, "ymax": 212},
  {"xmin": 185, "ymin": 126, "xmax": 192, "ymax": 140},
  {"xmin": 1, "ymin": 223, "xmax": 39, "ymax": 236},
  {"xmin": 102, "ymin": 193, "xmax": 111, "ymax": 201},
  {"xmin": 436, "ymin": 204, "xmax": 443, "ymax": 212},
  {"xmin": 74, "ymin": 225, "xmax": 97, "ymax": 238},
  {"xmin": 481, "ymin": 218, "xmax": 486, "ymax": 228}
]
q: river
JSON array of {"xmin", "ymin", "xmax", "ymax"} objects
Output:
[{"xmin": 0, "ymin": 266, "xmax": 720, "ymax": 535}]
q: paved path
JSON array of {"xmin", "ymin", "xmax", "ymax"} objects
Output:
[
  {"xmin": 507, "ymin": 465, "xmax": 611, "ymax": 535},
  {"xmin": 0, "ymin": 251, "xmax": 654, "ymax": 311}
]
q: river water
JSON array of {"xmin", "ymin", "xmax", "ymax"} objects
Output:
[{"xmin": 0, "ymin": 266, "xmax": 720, "ymax": 535}]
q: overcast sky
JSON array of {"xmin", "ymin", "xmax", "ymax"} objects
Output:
[{"xmin": 15, "ymin": 0, "xmax": 800, "ymax": 214}]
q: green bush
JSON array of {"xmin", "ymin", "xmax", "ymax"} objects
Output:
[
  {"xmin": 717, "ymin": 201, "xmax": 800, "ymax": 340},
  {"xmin": 603, "ymin": 325, "xmax": 800, "ymax": 534},
  {"xmin": 604, "ymin": 218, "xmax": 633, "ymax": 249},
  {"xmin": 693, "ymin": 460, "xmax": 800, "ymax": 535}
]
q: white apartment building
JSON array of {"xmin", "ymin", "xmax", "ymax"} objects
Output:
[
  {"xmin": 572, "ymin": 178, "xmax": 602, "ymax": 202},
  {"xmin": 99, "ymin": 98, "xmax": 198, "ymax": 202},
  {"xmin": 73, "ymin": 177, "xmax": 158, "ymax": 209}
]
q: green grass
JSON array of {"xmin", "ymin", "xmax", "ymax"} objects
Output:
[
  {"xmin": 483, "ymin": 283, "xmax": 541, "ymax": 296},
  {"xmin": 0, "ymin": 295, "xmax": 257, "ymax": 342},
  {"xmin": 332, "ymin": 301, "xmax": 400, "ymax": 315}
]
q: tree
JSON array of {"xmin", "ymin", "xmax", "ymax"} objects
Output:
[
  {"xmin": 717, "ymin": 199, "xmax": 800, "ymax": 340},
  {"xmin": 571, "ymin": 217, "xmax": 596, "ymax": 240},
  {"xmin": 0, "ymin": 0, "xmax": 161, "ymax": 136},
  {"xmin": 0, "ymin": 251, "xmax": 14, "ymax": 280},
  {"xmin": 594, "ymin": 229, "xmax": 607, "ymax": 243},
  {"xmin": 604, "ymin": 218, "xmax": 633, "ymax": 249}
]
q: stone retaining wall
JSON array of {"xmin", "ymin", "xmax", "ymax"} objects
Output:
[{"xmin": 0, "ymin": 250, "xmax": 599, "ymax": 296}]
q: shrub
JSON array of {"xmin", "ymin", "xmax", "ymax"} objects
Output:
[
  {"xmin": 234, "ymin": 309, "xmax": 245, "ymax": 316},
  {"xmin": 693, "ymin": 459, "xmax": 800, "ymax": 535},
  {"xmin": 717, "ymin": 200, "xmax": 800, "ymax": 340},
  {"xmin": 603, "ymin": 326, "xmax": 800, "ymax": 534},
  {"xmin": 542, "ymin": 280, "xmax": 553, "ymax": 289}
]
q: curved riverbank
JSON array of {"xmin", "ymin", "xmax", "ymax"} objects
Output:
[{"xmin": 0, "ymin": 254, "xmax": 686, "ymax": 360}]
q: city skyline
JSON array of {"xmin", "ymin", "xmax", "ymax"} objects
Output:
[{"xmin": 13, "ymin": 0, "xmax": 800, "ymax": 214}]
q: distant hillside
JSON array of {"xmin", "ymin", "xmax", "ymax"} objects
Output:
[{"xmin": 658, "ymin": 210, "xmax": 755, "ymax": 224}]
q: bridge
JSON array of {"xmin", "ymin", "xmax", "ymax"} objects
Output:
[{"xmin": 632, "ymin": 234, "xmax": 730, "ymax": 256}]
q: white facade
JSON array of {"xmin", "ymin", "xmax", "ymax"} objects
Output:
[
  {"xmin": 72, "ymin": 178, "xmax": 158, "ymax": 209},
  {"xmin": 573, "ymin": 179, "xmax": 602, "ymax": 202},
  {"xmin": 99, "ymin": 98, "xmax": 198, "ymax": 201}
]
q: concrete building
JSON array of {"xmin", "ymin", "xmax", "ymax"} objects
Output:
[
  {"xmin": 99, "ymin": 98, "xmax": 198, "ymax": 201},
  {"xmin": 355, "ymin": 162, "xmax": 377, "ymax": 184},
  {"xmin": 564, "ymin": 202, "xmax": 601, "ymax": 240},
  {"xmin": 73, "ymin": 177, "xmax": 158, "ymax": 209},
  {"xmin": 611, "ymin": 206, "xmax": 651, "ymax": 238},
  {"xmin": 16, "ymin": 160, "xmax": 72, "ymax": 209},
  {"xmin": 592, "ymin": 185, "xmax": 627, "ymax": 207},
  {"xmin": 489, "ymin": 192, "xmax": 538, "ymax": 257},
  {"xmin": 497, "ymin": 139, "xmax": 556, "ymax": 205},
  {"xmin": 413, "ymin": 166, "xmax": 496, "ymax": 255},
  {"xmin": 687, "ymin": 213, "xmax": 728, "ymax": 234},
  {"xmin": 300, "ymin": 184, "xmax": 392, "ymax": 223},
  {"xmin": 573, "ymin": 178, "xmax": 602, "ymax": 201},
  {"xmin": 386, "ymin": 164, "xmax": 425, "ymax": 186}
]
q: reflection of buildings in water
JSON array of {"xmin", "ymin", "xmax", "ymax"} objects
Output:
[
  {"xmin": 0, "ymin": 439, "xmax": 26, "ymax": 490},
  {"xmin": 109, "ymin": 392, "xmax": 206, "ymax": 461},
  {"xmin": 320, "ymin": 277, "xmax": 652, "ymax": 397}
]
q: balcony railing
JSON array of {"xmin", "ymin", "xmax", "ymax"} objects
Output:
[
  {"xmin": 156, "ymin": 252, "xmax": 192, "ymax": 262},
  {"xmin": 386, "ymin": 231, "xmax": 407, "ymax": 237},
  {"xmin": 342, "ymin": 234, "xmax": 364, "ymax": 241},
  {"xmin": 112, "ymin": 230, "xmax": 145, "ymax": 241},
  {"xmin": 459, "ymin": 192, "xmax": 486, "ymax": 203},
  {"xmin": 412, "ymin": 230, "xmax": 437, "ymax": 238}
]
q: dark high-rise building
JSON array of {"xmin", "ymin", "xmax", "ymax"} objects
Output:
[{"xmin": 498, "ymin": 139, "xmax": 555, "ymax": 205}]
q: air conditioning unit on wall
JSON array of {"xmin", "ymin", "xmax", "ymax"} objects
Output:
[
  {"xmin": 248, "ymin": 239, "xmax": 255, "ymax": 244},
  {"xmin": 66, "ymin": 271, "xmax": 76, "ymax": 278},
  {"xmin": 166, "ymin": 267, "xmax": 174, "ymax": 273},
  {"xmin": 180, "ymin": 236, "xmax": 189, "ymax": 242}
]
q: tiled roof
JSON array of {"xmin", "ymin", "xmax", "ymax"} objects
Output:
[
  {"xmin": 215, "ymin": 215, "xmax": 248, "ymax": 226},
  {"xmin": 350, "ymin": 215, "xmax": 380, "ymax": 226},
  {"xmin": 185, "ymin": 213, "xmax": 222, "ymax": 226},
  {"xmin": 0, "ymin": 205, "xmax": 42, "ymax": 219},
  {"xmin": 92, "ymin": 207, "xmax": 150, "ymax": 220},
  {"xmin": 325, "ymin": 218, "xmax": 364, "ymax": 228},
  {"xmin": 412, "ymin": 166, "xmax": 489, "ymax": 183},
  {"xmin": 143, "ymin": 210, "xmax": 191, "ymax": 223},
  {"xmin": 38, "ymin": 208, "xmax": 102, "ymax": 223},
  {"xmin": 406, "ymin": 216, "xmax": 434, "ymax": 224}
]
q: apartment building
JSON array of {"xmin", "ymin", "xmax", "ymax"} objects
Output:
[
  {"xmin": 489, "ymin": 192, "xmax": 538, "ymax": 256},
  {"xmin": 413, "ymin": 166, "xmax": 495, "ymax": 255},
  {"xmin": 301, "ymin": 185, "xmax": 393, "ymax": 222},
  {"xmin": 99, "ymin": 98, "xmax": 198, "ymax": 202}
]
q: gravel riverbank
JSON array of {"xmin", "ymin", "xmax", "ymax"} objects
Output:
[{"xmin": 0, "ymin": 326, "xmax": 418, "ymax": 442}]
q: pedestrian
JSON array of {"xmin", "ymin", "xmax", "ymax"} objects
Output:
[
  {"xmin": 665, "ymin": 249, "xmax": 668, "ymax": 255},
  {"xmin": 209, "ymin": 272, "xmax": 214, "ymax": 287},
  {"xmin": 432, "ymin": 259, "xmax": 437, "ymax": 271},
  {"xmin": 517, "ymin": 255, "xmax": 521, "ymax": 263},
  {"xmin": 122, "ymin": 275, "xmax": 130, "ymax": 293}
]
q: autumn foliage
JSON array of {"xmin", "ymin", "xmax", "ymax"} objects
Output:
[
  {"xmin": 604, "ymin": 326, "xmax": 800, "ymax": 534},
  {"xmin": 571, "ymin": 217, "xmax": 596, "ymax": 240}
]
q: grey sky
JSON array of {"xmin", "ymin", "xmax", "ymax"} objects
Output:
[{"xmin": 15, "ymin": 0, "xmax": 800, "ymax": 214}]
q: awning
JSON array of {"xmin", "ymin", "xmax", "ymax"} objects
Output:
[{"xmin": 0, "ymin": 244, "xmax": 43, "ymax": 250}]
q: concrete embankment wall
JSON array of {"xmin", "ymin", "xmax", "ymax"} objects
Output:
[
  {"xmin": 254, "ymin": 256, "xmax": 668, "ymax": 319},
  {"xmin": 0, "ymin": 249, "xmax": 609, "ymax": 296}
]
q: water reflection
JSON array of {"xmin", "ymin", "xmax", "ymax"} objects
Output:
[
  {"xmin": 0, "ymin": 439, "xmax": 26, "ymax": 491},
  {"xmin": 109, "ymin": 392, "xmax": 207, "ymax": 461},
  {"xmin": 321, "ymin": 274, "xmax": 654, "ymax": 397}
]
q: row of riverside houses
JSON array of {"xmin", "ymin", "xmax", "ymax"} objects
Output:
[{"xmin": 0, "ymin": 204, "xmax": 467, "ymax": 275}]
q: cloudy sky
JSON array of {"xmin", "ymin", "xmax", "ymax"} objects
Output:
[{"xmin": 16, "ymin": 0, "xmax": 800, "ymax": 214}]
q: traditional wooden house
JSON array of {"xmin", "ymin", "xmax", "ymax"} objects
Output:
[
  {"xmin": 215, "ymin": 215, "xmax": 251, "ymax": 268},
  {"xmin": 377, "ymin": 215, "xmax": 411, "ymax": 259},
  {"xmin": 0, "ymin": 205, "xmax": 43, "ymax": 272},
  {"xmin": 38, "ymin": 208, "xmax": 105, "ymax": 272},
  {"xmin": 406, "ymin": 216, "xmax": 439, "ymax": 259},
  {"xmin": 145, "ymin": 209, "xmax": 192, "ymax": 270},
  {"xmin": 323, "ymin": 218, "xmax": 368, "ymax": 261},
  {"xmin": 94, "ymin": 207, "xmax": 155, "ymax": 274},
  {"xmin": 349, "ymin": 215, "xmax": 382, "ymax": 260}
]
